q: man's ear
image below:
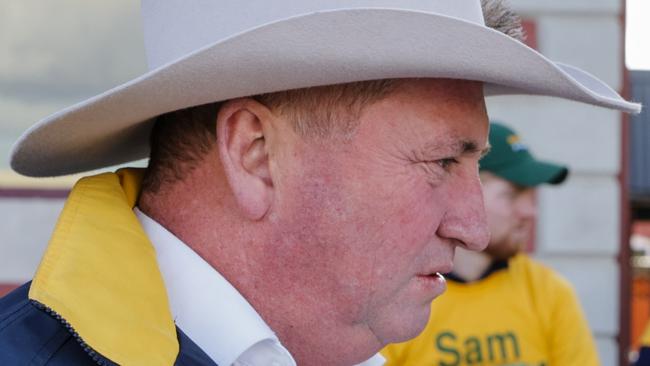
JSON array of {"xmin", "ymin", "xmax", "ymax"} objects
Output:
[{"xmin": 217, "ymin": 98, "xmax": 275, "ymax": 220}]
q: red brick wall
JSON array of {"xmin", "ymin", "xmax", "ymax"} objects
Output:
[
  {"xmin": 522, "ymin": 19, "xmax": 538, "ymax": 50},
  {"xmin": 0, "ymin": 284, "xmax": 19, "ymax": 297}
]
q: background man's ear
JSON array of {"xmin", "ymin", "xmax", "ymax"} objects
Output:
[{"xmin": 217, "ymin": 99, "xmax": 274, "ymax": 220}]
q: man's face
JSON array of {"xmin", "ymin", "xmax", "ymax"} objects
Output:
[
  {"xmin": 267, "ymin": 79, "xmax": 490, "ymax": 347},
  {"xmin": 481, "ymin": 172, "xmax": 537, "ymax": 260}
]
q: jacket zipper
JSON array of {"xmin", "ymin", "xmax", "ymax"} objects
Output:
[{"xmin": 30, "ymin": 300, "xmax": 116, "ymax": 366}]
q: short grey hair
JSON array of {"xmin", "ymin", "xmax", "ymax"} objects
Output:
[{"xmin": 482, "ymin": 0, "xmax": 526, "ymax": 42}]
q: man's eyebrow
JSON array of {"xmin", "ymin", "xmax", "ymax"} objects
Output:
[
  {"xmin": 450, "ymin": 140, "xmax": 491, "ymax": 157},
  {"xmin": 415, "ymin": 139, "xmax": 491, "ymax": 159}
]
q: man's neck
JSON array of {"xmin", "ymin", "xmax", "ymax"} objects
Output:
[
  {"xmin": 237, "ymin": 262, "xmax": 383, "ymax": 366},
  {"xmin": 451, "ymin": 247, "xmax": 493, "ymax": 283},
  {"xmin": 139, "ymin": 172, "xmax": 382, "ymax": 366}
]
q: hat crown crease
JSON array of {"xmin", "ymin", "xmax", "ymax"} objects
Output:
[{"xmin": 141, "ymin": 0, "xmax": 485, "ymax": 70}]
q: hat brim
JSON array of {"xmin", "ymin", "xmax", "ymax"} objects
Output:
[
  {"xmin": 10, "ymin": 8, "xmax": 641, "ymax": 177},
  {"xmin": 490, "ymin": 158, "xmax": 569, "ymax": 187}
]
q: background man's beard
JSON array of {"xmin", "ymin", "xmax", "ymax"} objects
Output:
[{"xmin": 483, "ymin": 239, "xmax": 522, "ymax": 261}]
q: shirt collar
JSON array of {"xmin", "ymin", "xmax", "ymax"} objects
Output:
[
  {"xmin": 135, "ymin": 208, "xmax": 295, "ymax": 366},
  {"xmin": 445, "ymin": 259, "xmax": 509, "ymax": 283}
]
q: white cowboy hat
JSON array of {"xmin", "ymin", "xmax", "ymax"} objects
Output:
[{"xmin": 10, "ymin": 0, "xmax": 641, "ymax": 177}]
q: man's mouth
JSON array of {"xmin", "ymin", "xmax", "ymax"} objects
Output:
[
  {"xmin": 416, "ymin": 272, "xmax": 446, "ymax": 282},
  {"xmin": 414, "ymin": 272, "xmax": 448, "ymax": 297},
  {"xmin": 415, "ymin": 263, "xmax": 452, "ymax": 290}
]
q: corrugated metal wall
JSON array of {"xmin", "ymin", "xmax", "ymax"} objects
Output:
[{"xmin": 630, "ymin": 70, "xmax": 650, "ymax": 198}]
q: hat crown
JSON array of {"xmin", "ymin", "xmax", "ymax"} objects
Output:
[{"xmin": 141, "ymin": 0, "xmax": 485, "ymax": 70}]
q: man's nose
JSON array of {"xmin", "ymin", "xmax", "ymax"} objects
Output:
[
  {"xmin": 436, "ymin": 174, "xmax": 490, "ymax": 251},
  {"xmin": 518, "ymin": 189, "xmax": 538, "ymax": 219}
]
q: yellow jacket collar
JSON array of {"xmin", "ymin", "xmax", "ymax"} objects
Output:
[{"xmin": 29, "ymin": 168, "xmax": 178, "ymax": 365}]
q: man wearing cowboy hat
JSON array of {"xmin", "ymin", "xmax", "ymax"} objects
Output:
[{"xmin": 0, "ymin": 0, "xmax": 639, "ymax": 365}]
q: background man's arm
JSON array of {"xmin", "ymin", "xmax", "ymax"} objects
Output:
[{"xmin": 547, "ymin": 276, "xmax": 600, "ymax": 366}]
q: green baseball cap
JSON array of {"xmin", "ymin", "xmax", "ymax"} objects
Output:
[{"xmin": 480, "ymin": 122, "xmax": 569, "ymax": 187}]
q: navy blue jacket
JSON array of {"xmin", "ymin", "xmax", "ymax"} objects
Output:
[
  {"xmin": 637, "ymin": 348, "xmax": 650, "ymax": 366},
  {"xmin": 0, "ymin": 283, "xmax": 217, "ymax": 366}
]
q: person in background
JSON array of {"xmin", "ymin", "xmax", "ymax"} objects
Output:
[
  {"xmin": 382, "ymin": 122, "xmax": 600, "ymax": 366},
  {"xmin": 635, "ymin": 322, "xmax": 650, "ymax": 365}
]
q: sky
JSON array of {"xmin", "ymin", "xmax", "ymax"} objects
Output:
[
  {"xmin": 626, "ymin": 0, "xmax": 650, "ymax": 70},
  {"xmin": 0, "ymin": 0, "xmax": 649, "ymax": 175}
]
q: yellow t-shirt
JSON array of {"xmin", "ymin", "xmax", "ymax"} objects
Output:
[
  {"xmin": 382, "ymin": 254, "xmax": 599, "ymax": 366},
  {"xmin": 641, "ymin": 321, "xmax": 650, "ymax": 346}
]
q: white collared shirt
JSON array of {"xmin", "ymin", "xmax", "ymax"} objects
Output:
[
  {"xmin": 135, "ymin": 208, "xmax": 384, "ymax": 366},
  {"xmin": 135, "ymin": 208, "xmax": 295, "ymax": 366}
]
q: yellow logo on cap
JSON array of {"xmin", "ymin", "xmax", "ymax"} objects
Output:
[
  {"xmin": 507, "ymin": 134, "xmax": 528, "ymax": 152},
  {"xmin": 507, "ymin": 135, "xmax": 520, "ymax": 144}
]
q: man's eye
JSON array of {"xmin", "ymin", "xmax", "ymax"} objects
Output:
[{"xmin": 436, "ymin": 158, "xmax": 459, "ymax": 170}]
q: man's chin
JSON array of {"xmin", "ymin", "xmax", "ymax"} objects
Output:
[
  {"xmin": 399, "ymin": 320, "xmax": 431, "ymax": 344},
  {"xmin": 378, "ymin": 306, "xmax": 432, "ymax": 345}
]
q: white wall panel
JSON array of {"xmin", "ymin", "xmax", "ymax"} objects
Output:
[
  {"xmin": 488, "ymin": 4, "xmax": 624, "ymax": 361},
  {"xmin": 595, "ymin": 337, "xmax": 620, "ymax": 366},
  {"xmin": 537, "ymin": 175, "xmax": 620, "ymax": 255},
  {"xmin": 538, "ymin": 16, "xmax": 623, "ymax": 90},
  {"xmin": 509, "ymin": 0, "xmax": 619, "ymax": 16},
  {"xmin": 0, "ymin": 198, "xmax": 64, "ymax": 282}
]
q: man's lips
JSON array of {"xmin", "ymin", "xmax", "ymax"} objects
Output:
[
  {"xmin": 416, "ymin": 272, "xmax": 446, "ymax": 281},
  {"xmin": 418, "ymin": 262, "xmax": 453, "ymax": 277},
  {"xmin": 413, "ymin": 262, "xmax": 452, "ymax": 296},
  {"xmin": 414, "ymin": 272, "xmax": 447, "ymax": 296}
]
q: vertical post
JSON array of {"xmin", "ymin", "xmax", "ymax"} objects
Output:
[{"xmin": 619, "ymin": 0, "xmax": 632, "ymax": 364}]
